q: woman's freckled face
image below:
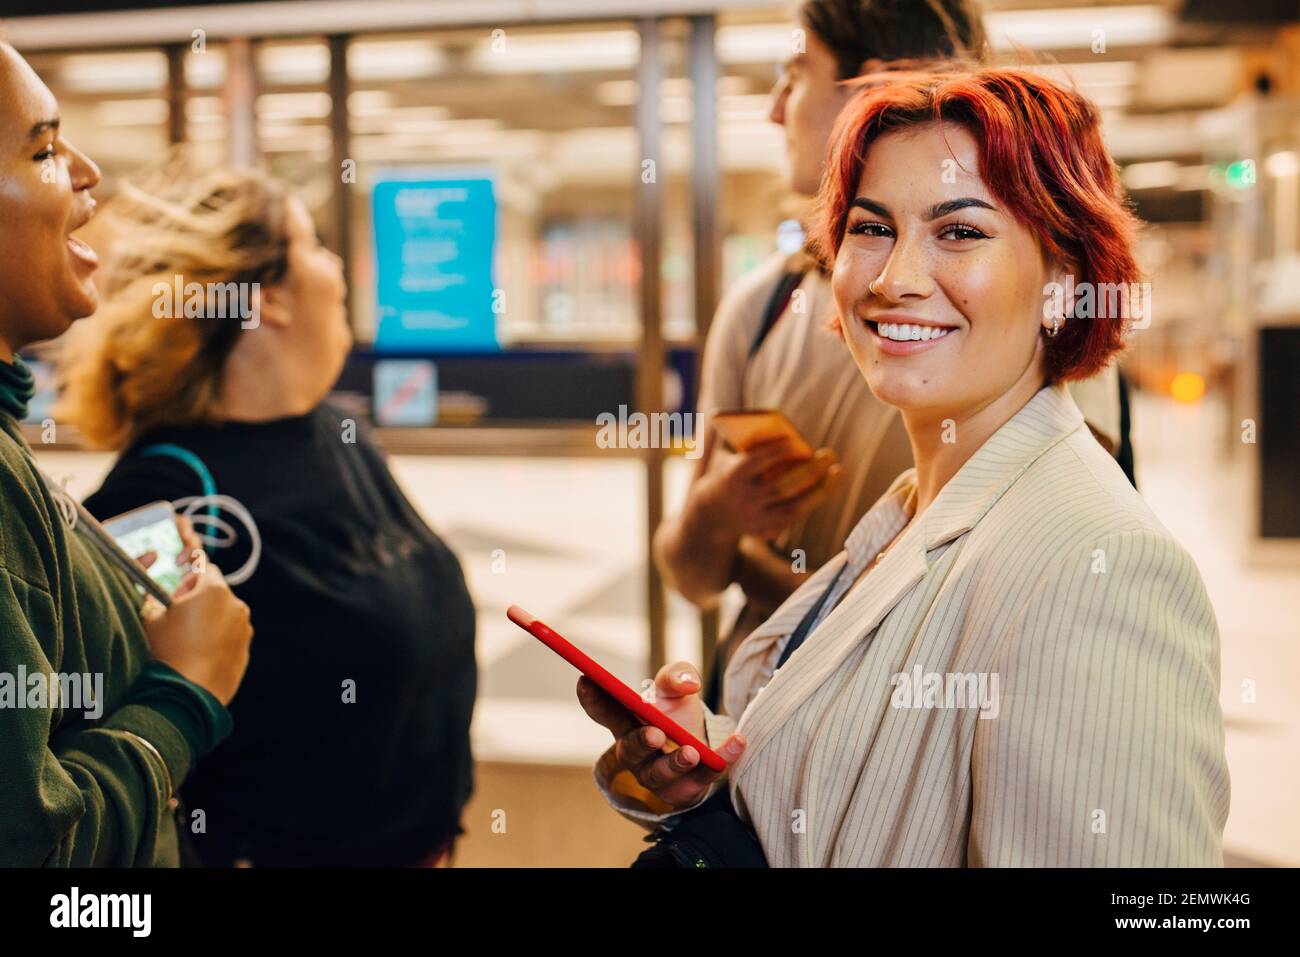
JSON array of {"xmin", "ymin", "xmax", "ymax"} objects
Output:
[{"xmin": 830, "ymin": 123, "xmax": 1056, "ymax": 419}]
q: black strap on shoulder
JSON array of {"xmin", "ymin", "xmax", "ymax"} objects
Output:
[
  {"xmin": 1116, "ymin": 369, "xmax": 1137, "ymax": 490},
  {"xmin": 775, "ymin": 559, "xmax": 848, "ymax": 670},
  {"xmin": 748, "ymin": 270, "xmax": 806, "ymax": 361}
]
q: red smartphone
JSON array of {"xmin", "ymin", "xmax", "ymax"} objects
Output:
[{"xmin": 506, "ymin": 605, "xmax": 727, "ymax": 773}]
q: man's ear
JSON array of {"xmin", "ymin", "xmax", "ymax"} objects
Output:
[
  {"xmin": 857, "ymin": 57, "xmax": 886, "ymax": 78},
  {"xmin": 251, "ymin": 281, "xmax": 292, "ymax": 330},
  {"xmin": 853, "ymin": 58, "xmax": 890, "ymax": 92},
  {"xmin": 855, "ymin": 57, "xmax": 928, "ymax": 86}
]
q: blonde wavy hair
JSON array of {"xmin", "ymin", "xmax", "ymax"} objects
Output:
[{"xmin": 56, "ymin": 153, "xmax": 290, "ymax": 450}]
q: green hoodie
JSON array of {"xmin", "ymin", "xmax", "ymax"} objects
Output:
[{"xmin": 0, "ymin": 356, "xmax": 232, "ymax": 866}]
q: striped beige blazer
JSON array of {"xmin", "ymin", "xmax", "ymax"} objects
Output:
[{"xmin": 596, "ymin": 382, "xmax": 1230, "ymax": 866}]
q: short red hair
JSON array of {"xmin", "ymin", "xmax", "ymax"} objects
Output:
[{"xmin": 811, "ymin": 66, "xmax": 1142, "ymax": 382}]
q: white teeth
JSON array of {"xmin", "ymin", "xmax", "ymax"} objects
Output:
[{"xmin": 875, "ymin": 322, "xmax": 951, "ymax": 342}]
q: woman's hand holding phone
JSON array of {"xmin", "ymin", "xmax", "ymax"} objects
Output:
[
  {"xmin": 141, "ymin": 515, "xmax": 253, "ymax": 706},
  {"xmin": 576, "ymin": 661, "xmax": 746, "ymax": 810}
]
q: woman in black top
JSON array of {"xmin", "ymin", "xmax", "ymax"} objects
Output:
[{"xmin": 57, "ymin": 159, "xmax": 476, "ymax": 866}]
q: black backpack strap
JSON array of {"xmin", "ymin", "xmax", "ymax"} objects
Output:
[
  {"xmin": 1116, "ymin": 368, "xmax": 1137, "ymax": 490},
  {"xmin": 775, "ymin": 558, "xmax": 848, "ymax": 669},
  {"xmin": 701, "ymin": 269, "xmax": 808, "ymax": 713},
  {"xmin": 748, "ymin": 270, "xmax": 806, "ymax": 361}
]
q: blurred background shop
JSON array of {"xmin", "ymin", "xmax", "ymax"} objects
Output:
[{"xmin": 4, "ymin": 0, "xmax": 1299, "ymax": 866}]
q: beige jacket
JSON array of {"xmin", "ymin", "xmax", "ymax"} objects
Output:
[{"xmin": 597, "ymin": 383, "xmax": 1229, "ymax": 866}]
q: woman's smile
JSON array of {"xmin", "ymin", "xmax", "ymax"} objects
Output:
[
  {"xmin": 66, "ymin": 234, "xmax": 98, "ymax": 270},
  {"xmin": 66, "ymin": 199, "xmax": 98, "ymax": 271},
  {"xmin": 865, "ymin": 314, "xmax": 959, "ymax": 356}
]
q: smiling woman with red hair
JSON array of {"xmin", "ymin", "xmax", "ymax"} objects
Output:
[
  {"xmin": 584, "ymin": 65, "xmax": 1229, "ymax": 867},
  {"xmin": 813, "ymin": 65, "xmax": 1142, "ymax": 383}
]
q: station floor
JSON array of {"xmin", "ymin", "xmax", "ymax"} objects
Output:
[{"xmin": 34, "ymin": 389, "xmax": 1298, "ymax": 867}]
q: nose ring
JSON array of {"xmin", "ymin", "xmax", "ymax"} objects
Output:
[{"xmin": 868, "ymin": 276, "xmax": 884, "ymax": 296}]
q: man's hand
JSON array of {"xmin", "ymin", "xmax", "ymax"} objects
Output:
[{"xmin": 694, "ymin": 435, "xmax": 842, "ymax": 541}]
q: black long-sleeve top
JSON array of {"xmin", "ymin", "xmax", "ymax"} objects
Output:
[{"xmin": 84, "ymin": 403, "xmax": 477, "ymax": 866}]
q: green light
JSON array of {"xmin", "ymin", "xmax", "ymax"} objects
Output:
[{"xmin": 1224, "ymin": 159, "xmax": 1256, "ymax": 189}]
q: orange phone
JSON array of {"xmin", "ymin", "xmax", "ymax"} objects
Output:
[{"xmin": 711, "ymin": 408, "xmax": 812, "ymax": 459}]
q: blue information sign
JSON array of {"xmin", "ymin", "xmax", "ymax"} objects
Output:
[{"xmin": 372, "ymin": 175, "xmax": 498, "ymax": 352}]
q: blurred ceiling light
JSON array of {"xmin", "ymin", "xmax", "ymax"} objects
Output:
[
  {"xmin": 1123, "ymin": 160, "xmax": 1181, "ymax": 190},
  {"xmin": 257, "ymin": 124, "xmax": 331, "ymax": 139},
  {"xmin": 1023, "ymin": 60, "xmax": 1136, "ymax": 108},
  {"xmin": 1103, "ymin": 112, "xmax": 1199, "ymax": 160},
  {"xmin": 719, "ymin": 120, "xmax": 784, "ymax": 137},
  {"xmin": 347, "ymin": 90, "xmax": 394, "ymax": 116},
  {"xmin": 184, "ymin": 50, "xmax": 226, "ymax": 90},
  {"xmin": 1098, "ymin": 106, "xmax": 1125, "ymax": 129},
  {"xmin": 257, "ymin": 128, "xmax": 332, "ymax": 154},
  {"xmin": 598, "ymin": 77, "xmax": 686, "ymax": 106},
  {"xmin": 1175, "ymin": 164, "xmax": 1211, "ymax": 191},
  {"xmin": 661, "ymin": 97, "xmax": 693, "ymax": 125},
  {"xmin": 261, "ymin": 142, "xmax": 332, "ymax": 155},
  {"xmin": 669, "ymin": 93, "xmax": 775, "ymax": 125},
  {"xmin": 1026, "ymin": 61, "xmax": 1133, "ymax": 81},
  {"xmin": 352, "ymin": 119, "xmax": 508, "ymax": 141},
  {"xmin": 468, "ymin": 30, "xmax": 638, "ymax": 73},
  {"xmin": 353, "ymin": 139, "xmax": 538, "ymax": 162},
  {"xmin": 1135, "ymin": 48, "xmax": 1240, "ymax": 110},
  {"xmin": 257, "ymin": 44, "xmax": 329, "ymax": 85},
  {"xmin": 1266, "ymin": 151, "xmax": 1300, "ymax": 177},
  {"xmin": 353, "ymin": 105, "xmax": 454, "ymax": 132},
  {"xmin": 595, "ymin": 78, "xmax": 637, "ymax": 106},
  {"xmin": 1195, "ymin": 108, "xmax": 1249, "ymax": 146},
  {"xmin": 984, "ymin": 5, "xmax": 1172, "ymax": 51},
  {"xmin": 187, "ymin": 96, "xmax": 224, "ymax": 118},
  {"xmin": 352, "ymin": 114, "xmax": 492, "ymax": 135},
  {"xmin": 256, "ymin": 92, "xmax": 332, "ymax": 121},
  {"xmin": 354, "ymin": 128, "xmax": 542, "ymax": 154},
  {"xmin": 348, "ymin": 40, "xmax": 446, "ymax": 81},
  {"xmin": 721, "ymin": 94, "xmax": 775, "ymax": 119},
  {"xmin": 94, "ymin": 98, "xmax": 169, "ymax": 127},
  {"xmin": 58, "ymin": 52, "xmax": 167, "ymax": 92},
  {"xmin": 720, "ymin": 128, "xmax": 785, "ymax": 172},
  {"xmin": 717, "ymin": 24, "xmax": 800, "ymax": 64},
  {"xmin": 1080, "ymin": 85, "xmax": 1131, "ymax": 109},
  {"xmin": 595, "ymin": 75, "xmax": 750, "ymax": 107},
  {"xmin": 546, "ymin": 127, "xmax": 638, "ymax": 166},
  {"xmin": 370, "ymin": 118, "xmax": 471, "ymax": 135}
]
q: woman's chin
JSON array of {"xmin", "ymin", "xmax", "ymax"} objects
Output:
[
  {"xmin": 64, "ymin": 280, "xmax": 100, "ymax": 321},
  {"xmin": 865, "ymin": 372, "xmax": 932, "ymax": 411}
]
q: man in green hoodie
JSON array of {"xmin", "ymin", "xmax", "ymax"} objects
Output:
[{"xmin": 0, "ymin": 41, "xmax": 253, "ymax": 867}]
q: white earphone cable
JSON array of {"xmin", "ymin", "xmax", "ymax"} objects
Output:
[{"xmin": 170, "ymin": 494, "xmax": 262, "ymax": 586}]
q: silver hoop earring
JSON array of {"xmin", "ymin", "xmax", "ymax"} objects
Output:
[{"xmin": 1045, "ymin": 317, "xmax": 1061, "ymax": 338}]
